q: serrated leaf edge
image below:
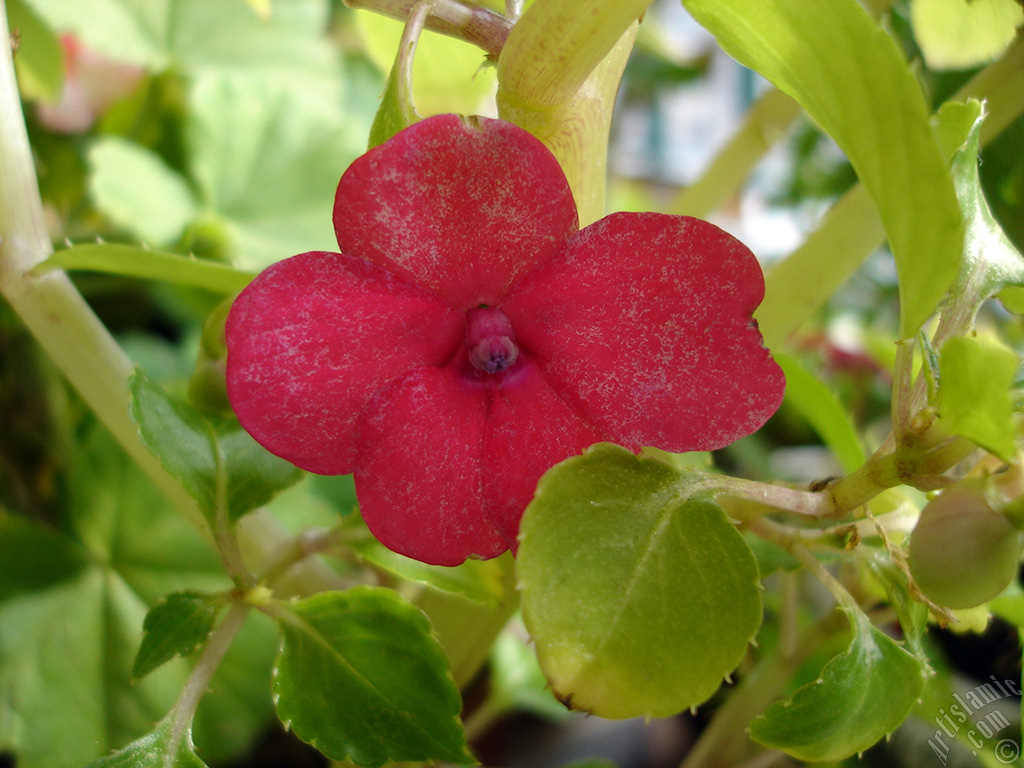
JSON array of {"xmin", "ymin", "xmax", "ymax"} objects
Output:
[{"xmin": 270, "ymin": 589, "xmax": 474, "ymax": 766}]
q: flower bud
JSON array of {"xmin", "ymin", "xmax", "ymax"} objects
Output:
[
  {"xmin": 188, "ymin": 297, "xmax": 233, "ymax": 414},
  {"xmin": 908, "ymin": 478, "xmax": 1024, "ymax": 609}
]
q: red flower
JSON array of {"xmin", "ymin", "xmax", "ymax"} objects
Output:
[{"xmin": 225, "ymin": 114, "xmax": 785, "ymax": 566}]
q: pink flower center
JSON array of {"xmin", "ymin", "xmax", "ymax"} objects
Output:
[{"xmin": 466, "ymin": 306, "xmax": 519, "ymax": 374}]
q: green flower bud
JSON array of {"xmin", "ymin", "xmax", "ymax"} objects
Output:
[
  {"xmin": 188, "ymin": 296, "xmax": 233, "ymax": 414},
  {"xmin": 908, "ymin": 477, "xmax": 1024, "ymax": 609}
]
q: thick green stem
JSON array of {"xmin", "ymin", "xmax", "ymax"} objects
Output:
[
  {"xmin": 825, "ymin": 435, "xmax": 975, "ymax": 510},
  {"xmin": 496, "ymin": 0, "xmax": 646, "ymax": 224},
  {"xmin": 890, "ymin": 337, "xmax": 916, "ymax": 444},
  {"xmin": 497, "ymin": 0, "xmax": 652, "ymax": 108},
  {"xmin": 0, "ymin": 4, "xmax": 208, "ymax": 535}
]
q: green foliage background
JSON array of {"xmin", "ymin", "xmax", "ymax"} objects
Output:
[{"xmin": 1, "ymin": 0, "xmax": 1023, "ymax": 767}]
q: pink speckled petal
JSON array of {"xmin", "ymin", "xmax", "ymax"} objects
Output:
[
  {"xmin": 226, "ymin": 251, "xmax": 462, "ymax": 475},
  {"xmin": 483, "ymin": 359, "xmax": 610, "ymax": 542},
  {"xmin": 355, "ymin": 365, "xmax": 512, "ymax": 566},
  {"xmin": 334, "ymin": 114, "xmax": 578, "ymax": 310},
  {"xmin": 504, "ymin": 212, "xmax": 786, "ymax": 452}
]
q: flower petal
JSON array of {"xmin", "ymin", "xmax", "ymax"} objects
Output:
[
  {"xmin": 504, "ymin": 212, "xmax": 785, "ymax": 452},
  {"xmin": 354, "ymin": 365, "xmax": 512, "ymax": 566},
  {"xmin": 483, "ymin": 360, "xmax": 609, "ymax": 538},
  {"xmin": 334, "ymin": 114, "xmax": 578, "ymax": 309},
  {"xmin": 226, "ymin": 251, "xmax": 462, "ymax": 475}
]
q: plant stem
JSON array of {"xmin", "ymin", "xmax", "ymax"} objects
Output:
[
  {"xmin": 0, "ymin": 3, "xmax": 209, "ymax": 536},
  {"xmin": 167, "ymin": 602, "xmax": 251, "ymax": 757},
  {"xmin": 237, "ymin": 511, "xmax": 356, "ymax": 598},
  {"xmin": 890, "ymin": 337, "xmax": 915, "ymax": 444},
  {"xmin": 345, "ymin": 0, "xmax": 512, "ymax": 58},
  {"xmin": 669, "ymin": 88, "xmax": 801, "ymax": 219},
  {"xmin": 758, "ymin": 183, "xmax": 884, "ymax": 349},
  {"xmin": 708, "ymin": 474, "xmax": 834, "ymax": 517},
  {"xmin": 255, "ymin": 525, "xmax": 346, "ymax": 588},
  {"xmin": 210, "ymin": 431, "xmax": 257, "ymax": 588},
  {"xmin": 497, "ymin": 0, "xmax": 652, "ymax": 109},
  {"xmin": 708, "ymin": 429, "xmax": 975, "ymax": 522},
  {"xmin": 496, "ymin": 1, "xmax": 645, "ymax": 223},
  {"xmin": 462, "ymin": 695, "xmax": 507, "ymax": 742},
  {"xmin": 35, "ymin": 244, "xmax": 256, "ymax": 294}
]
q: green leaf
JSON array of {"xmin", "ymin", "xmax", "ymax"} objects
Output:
[
  {"xmin": 87, "ymin": 136, "xmax": 200, "ymax": 246},
  {"xmin": 911, "ymin": 0, "xmax": 1023, "ymax": 71},
  {"xmin": 20, "ymin": 0, "xmax": 159, "ymax": 67},
  {"xmin": 27, "ymin": 0, "xmax": 366, "ymax": 270},
  {"xmin": 272, "ymin": 587, "xmax": 473, "ymax": 767},
  {"xmin": 0, "ymin": 423, "xmax": 276, "ymax": 768},
  {"xmin": 933, "ymin": 99, "xmax": 984, "ymax": 161},
  {"xmin": 7, "ymin": 0, "xmax": 64, "ymax": 101},
  {"xmin": 989, "ymin": 581, "xmax": 1024, "ymax": 628},
  {"xmin": 776, "ymin": 353, "xmax": 866, "ymax": 473},
  {"xmin": 243, "ymin": 0, "xmax": 271, "ymax": 22},
  {"xmin": 683, "ymin": 0, "xmax": 963, "ymax": 338},
  {"xmin": 23, "ymin": 0, "xmax": 338, "ymax": 81},
  {"xmin": 186, "ymin": 72, "xmax": 364, "ymax": 270},
  {"xmin": 129, "ymin": 369, "xmax": 303, "ymax": 525},
  {"xmin": 84, "ymin": 716, "xmax": 207, "ymax": 768},
  {"xmin": 861, "ymin": 553, "xmax": 929, "ymax": 659},
  {"xmin": 368, "ymin": 61, "xmax": 417, "ymax": 151},
  {"xmin": 749, "ymin": 607, "xmax": 926, "ymax": 761},
  {"xmin": 39, "ymin": 243, "xmax": 255, "ymax": 295},
  {"xmin": 0, "ymin": 513, "xmax": 89, "ymax": 600},
  {"xmin": 133, "ymin": 591, "xmax": 223, "ymax": 681},
  {"xmin": 366, "ymin": 2, "xmax": 427, "ymax": 150},
  {"xmin": 345, "ymin": 512, "xmax": 504, "ymax": 607},
  {"xmin": 934, "ymin": 101, "xmax": 1024, "ymax": 316},
  {"xmin": 517, "ymin": 443, "xmax": 762, "ymax": 719},
  {"xmin": 937, "ymin": 335, "xmax": 1019, "ymax": 461}
]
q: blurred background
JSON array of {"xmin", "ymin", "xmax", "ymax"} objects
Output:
[{"xmin": 1, "ymin": 0, "xmax": 1023, "ymax": 766}]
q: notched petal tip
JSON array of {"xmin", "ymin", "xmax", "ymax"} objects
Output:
[
  {"xmin": 333, "ymin": 113, "xmax": 579, "ymax": 310},
  {"xmin": 456, "ymin": 113, "xmax": 486, "ymax": 132},
  {"xmin": 505, "ymin": 211, "xmax": 785, "ymax": 453}
]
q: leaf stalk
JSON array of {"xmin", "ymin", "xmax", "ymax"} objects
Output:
[{"xmin": 345, "ymin": 0, "xmax": 512, "ymax": 58}]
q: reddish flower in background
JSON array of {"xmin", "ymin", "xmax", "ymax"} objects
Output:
[
  {"xmin": 36, "ymin": 34, "xmax": 144, "ymax": 134},
  {"xmin": 226, "ymin": 114, "xmax": 785, "ymax": 566}
]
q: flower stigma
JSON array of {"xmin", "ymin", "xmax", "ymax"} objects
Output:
[{"xmin": 466, "ymin": 306, "xmax": 519, "ymax": 373}]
